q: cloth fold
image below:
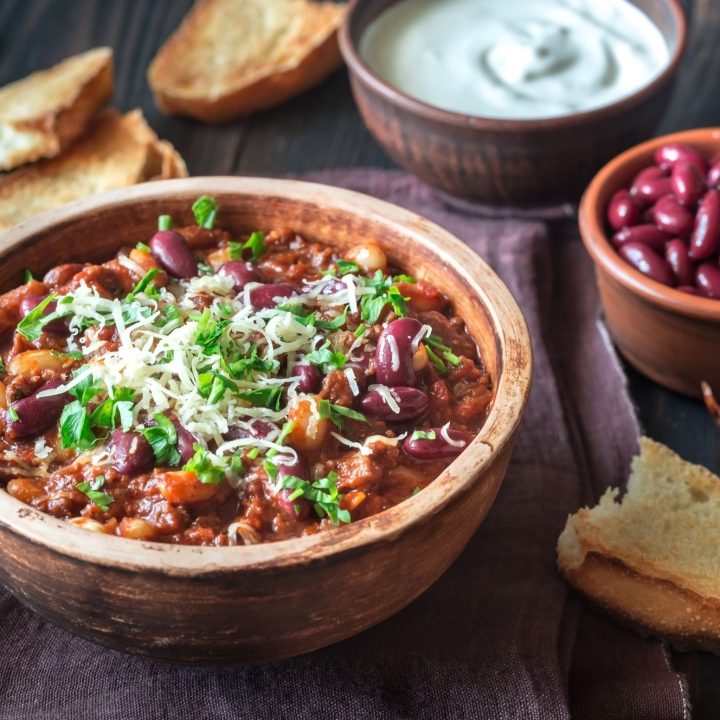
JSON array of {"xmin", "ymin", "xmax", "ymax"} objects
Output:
[{"xmin": 0, "ymin": 170, "xmax": 690, "ymax": 720}]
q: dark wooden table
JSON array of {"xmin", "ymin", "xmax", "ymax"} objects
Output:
[{"xmin": 2, "ymin": 0, "xmax": 719, "ymax": 715}]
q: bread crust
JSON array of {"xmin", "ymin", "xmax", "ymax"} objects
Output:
[
  {"xmin": 0, "ymin": 109, "xmax": 187, "ymax": 231},
  {"xmin": 147, "ymin": 0, "xmax": 346, "ymax": 122},
  {"xmin": 0, "ymin": 48, "xmax": 113, "ymax": 171}
]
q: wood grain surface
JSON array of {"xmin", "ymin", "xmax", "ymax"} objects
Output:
[{"xmin": 1, "ymin": 0, "xmax": 719, "ymax": 712}]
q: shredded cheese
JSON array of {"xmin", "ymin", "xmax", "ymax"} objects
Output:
[{"xmin": 440, "ymin": 421, "xmax": 466, "ymax": 448}]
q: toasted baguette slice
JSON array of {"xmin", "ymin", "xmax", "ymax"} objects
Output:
[
  {"xmin": 0, "ymin": 48, "xmax": 113, "ymax": 171},
  {"xmin": 558, "ymin": 438, "xmax": 720, "ymax": 651},
  {"xmin": 0, "ymin": 109, "xmax": 187, "ymax": 231},
  {"xmin": 148, "ymin": 0, "xmax": 346, "ymax": 122}
]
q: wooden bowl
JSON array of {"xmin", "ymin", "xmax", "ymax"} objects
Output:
[
  {"xmin": 339, "ymin": 0, "xmax": 687, "ymax": 205},
  {"xmin": 0, "ymin": 177, "xmax": 532, "ymax": 663},
  {"xmin": 579, "ymin": 128, "xmax": 720, "ymax": 398}
]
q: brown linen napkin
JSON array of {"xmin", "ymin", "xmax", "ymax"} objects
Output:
[{"xmin": 0, "ymin": 170, "xmax": 690, "ymax": 720}]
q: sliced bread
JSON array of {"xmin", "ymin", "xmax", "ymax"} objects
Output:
[
  {"xmin": 148, "ymin": 0, "xmax": 346, "ymax": 122},
  {"xmin": 0, "ymin": 47, "xmax": 113, "ymax": 171},
  {"xmin": 0, "ymin": 109, "xmax": 187, "ymax": 231},
  {"xmin": 558, "ymin": 437, "xmax": 720, "ymax": 650}
]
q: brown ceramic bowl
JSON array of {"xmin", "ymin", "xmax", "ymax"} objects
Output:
[
  {"xmin": 579, "ymin": 128, "xmax": 720, "ymax": 398},
  {"xmin": 339, "ymin": 0, "xmax": 687, "ymax": 205},
  {"xmin": 0, "ymin": 177, "xmax": 532, "ymax": 663}
]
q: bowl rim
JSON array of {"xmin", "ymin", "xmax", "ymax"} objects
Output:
[
  {"xmin": 579, "ymin": 127, "xmax": 720, "ymax": 322},
  {"xmin": 338, "ymin": 0, "xmax": 687, "ymax": 131},
  {"xmin": 0, "ymin": 177, "xmax": 533, "ymax": 575}
]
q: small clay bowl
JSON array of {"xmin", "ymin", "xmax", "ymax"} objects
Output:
[
  {"xmin": 579, "ymin": 128, "xmax": 720, "ymax": 398},
  {"xmin": 0, "ymin": 177, "xmax": 532, "ymax": 663},
  {"xmin": 340, "ymin": 0, "xmax": 687, "ymax": 205}
]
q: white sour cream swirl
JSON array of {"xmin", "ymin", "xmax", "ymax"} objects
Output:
[{"xmin": 360, "ymin": 0, "xmax": 670, "ymax": 120}]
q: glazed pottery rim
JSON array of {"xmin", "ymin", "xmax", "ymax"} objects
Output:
[
  {"xmin": 0, "ymin": 177, "xmax": 533, "ymax": 575},
  {"xmin": 579, "ymin": 127, "xmax": 720, "ymax": 322},
  {"xmin": 339, "ymin": 0, "xmax": 687, "ymax": 132}
]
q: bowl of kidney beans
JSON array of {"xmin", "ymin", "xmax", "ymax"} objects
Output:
[{"xmin": 579, "ymin": 128, "xmax": 720, "ymax": 398}]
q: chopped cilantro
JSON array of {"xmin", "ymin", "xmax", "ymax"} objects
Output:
[
  {"xmin": 336, "ymin": 259, "xmax": 361, "ymax": 275},
  {"xmin": 315, "ymin": 307, "xmax": 348, "ymax": 331},
  {"xmin": 241, "ymin": 231, "xmax": 265, "ymax": 263},
  {"xmin": 237, "ymin": 386, "xmax": 283, "ymax": 411},
  {"xmin": 227, "ymin": 241, "xmax": 242, "ymax": 260},
  {"xmin": 76, "ymin": 475, "xmax": 113, "ymax": 512},
  {"xmin": 192, "ymin": 195, "xmax": 219, "ymax": 229},
  {"xmin": 16, "ymin": 292, "xmax": 68, "ymax": 341},
  {"xmin": 393, "ymin": 274, "xmax": 416, "ymax": 284},
  {"xmin": 197, "ymin": 261, "xmax": 213, "ymax": 276},
  {"xmin": 278, "ymin": 471, "xmax": 351, "ymax": 525},
  {"xmin": 197, "ymin": 371, "xmax": 237, "ymax": 404},
  {"xmin": 411, "ymin": 429, "xmax": 437, "ymax": 441},
  {"xmin": 184, "ymin": 444, "xmax": 226, "ymax": 484},
  {"xmin": 59, "ymin": 401, "xmax": 96, "ymax": 450},
  {"xmin": 130, "ymin": 268, "xmax": 161, "ymax": 298},
  {"xmin": 318, "ymin": 399, "xmax": 367, "ymax": 430},
  {"xmin": 267, "ymin": 420, "xmax": 295, "ymax": 458},
  {"xmin": 263, "ymin": 459, "xmax": 279, "ymax": 481},
  {"xmin": 304, "ymin": 342, "xmax": 346, "ymax": 372},
  {"xmin": 23, "ymin": 269, "xmax": 34, "ymax": 283},
  {"xmin": 194, "ymin": 308, "xmax": 231, "ymax": 355},
  {"xmin": 141, "ymin": 413, "xmax": 181, "ymax": 467}
]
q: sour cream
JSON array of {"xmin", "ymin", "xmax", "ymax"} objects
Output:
[{"xmin": 360, "ymin": 0, "xmax": 669, "ymax": 120}]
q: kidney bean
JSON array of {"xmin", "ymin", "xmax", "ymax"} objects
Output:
[
  {"xmin": 219, "ymin": 261, "xmax": 259, "ymax": 292},
  {"xmin": 707, "ymin": 155, "xmax": 720, "ymax": 187},
  {"xmin": 651, "ymin": 195, "xmax": 694, "ymax": 237},
  {"xmin": 402, "ymin": 427, "xmax": 475, "ymax": 460},
  {"xmin": 612, "ymin": 225, "xmax": 671, "ymax": 253},
  {"xmin": 375, "ymin": 317, "xmax": 422, "ymax": 387},
  {"xmin": 358, "ymin": 386, "xmax": 429, "ymax": 422},
  {"xmin": 109, "ymin": 429, "xmax": 154, "ymax": 475},
  {"xmin": 8, "ymin": 380, "xmax": 69, "ymax": 439},
  {"xmin": 292, "ymin": 363, "xmax": 321, "ymax": 393},
  {"xmin": 664, "ymin": 240, "xmax": 694, "ymax": 287},
  {"xmin": 689, "ymin": 189, "xmax": 720, "ymax": 260},
  {"xmin": 249, "ymin": 283, "xmax": 294, "ymax": 309},
  {"xmin": 695, "ymin": 263, "xmax": 720, "ymax": 298},
  {"xmin": 223, "ymin": 419, "xmax": 274, "ymax": 441},
  {"xmin": 149, "ymin": 230, "xmax": 198, "ymax": 279},
  {"xmin": 630, "ymin": 166, "xmax": 670, "ymax": 205},
  {"xmin": 655, "ymin": 143, "xmax": 708, "ymax": 173},
  {"xmin": 672, "ymin": 161, "xmax": 706, "ymax": 206},
  {"xmin": 19, "ymin": 293, "xmax": 67, "ymax": 335},
  {"xmin": 276, "ymin": 456, "xmax": 310, "ymax": 482},
  {"xmin": 618, "ymin": 242, "xmax": 674, "ymax": 286},
  {"xmin": 607, "ymin": 190, "xmax": 642, "ymax": 231}
]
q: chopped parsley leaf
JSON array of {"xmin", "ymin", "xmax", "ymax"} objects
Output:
[
  {"xmin": 192, "ymin": 195, "xmax": 219, "ymax": 229},
  {"xmin": 278, "ymin": 471, "xmax": 351, "ymax": 525},
  {"xmin": 76, "ymin": 475, "xmax": 113, "ymax": 512},
  {"xmin": 241, "ymin": 231, "xmax": 265, "ymax": 263},
  {"xmin": 60, "ymin": 401, "xmax": 96, "ymax": 450},
  {"xmin": 16, "ymin": 292, "xmax": 67, "ymax": 341},
  {"xmin": 141, "ymin": 413, "xmax": 181, "ymax": 467},
  {"xmin": 184, "ymin": 444, "xmax": 226, "ymax": 484},
  {"xmin": 318, "ymin": 399, "xmax": 368, "ymax": 430},
  {"xmin": 315, "ymin": 307, "xmax": 348, "ymax": 331},
  {"xmin": 411, "ymin": 429, "xmax": 437, "ymax": 441},
  {"xmin": 336, "ymin": 259, "xmax": 361, "ymax": 276},
  {"xmin": 304, "ymin": 342, "xmax": 346, "ymax": 372},
  {"xmin": 237, "ymin": 386, "xmax": 283, "ymax": 411}
]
